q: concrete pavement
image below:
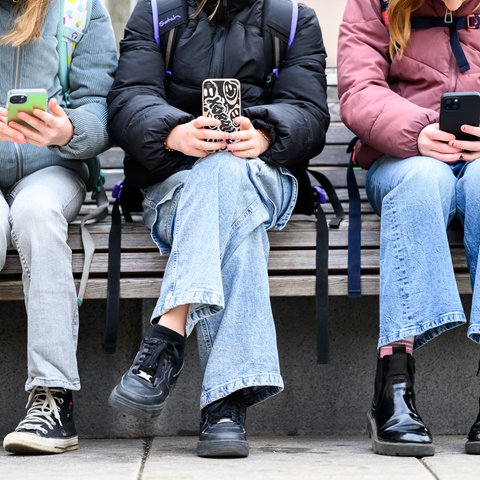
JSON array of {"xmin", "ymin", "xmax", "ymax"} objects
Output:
[{"xmin": 1, "ymin": 435, "xmax": 478, "ymax": 480}]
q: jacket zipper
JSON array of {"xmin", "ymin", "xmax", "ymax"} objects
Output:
[
  {"xmin": 211, "ymin": 27, "xmax": 226, "ymax": 77},
  {"xmin": 210, "ymin": 0, "xmax": 229, "ymax": 77}
]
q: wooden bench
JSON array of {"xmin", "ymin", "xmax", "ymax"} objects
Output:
[{"xmin": 0, "ymin": 68, "xmax": 471, "ymax": 302}]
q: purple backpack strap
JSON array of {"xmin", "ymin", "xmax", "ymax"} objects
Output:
[{"xmin": 151, "ymin": 0, "xmax": 160, "ymax": 45}]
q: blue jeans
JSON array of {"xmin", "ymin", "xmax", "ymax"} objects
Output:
[
  {"xmin": 366, "ymin": 155, "xmax": 480, "ymax": 350},
  {"xmin": 142, "ymin": 153, "xmax": 297, "ymax": 409},
  {"xmin": 0, "ymin": 166, "xmax": 86, "ymax": 391}
]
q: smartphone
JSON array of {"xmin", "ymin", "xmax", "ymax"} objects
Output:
[
  {"xmin": 202, "ymin": 78, "xmax": 241, "ymax": 151},
  {"xmin": 7, "ymin": 88, "xmax": 47, "ymax": 129},
  {"xmin": 439, "ymin": 91, "xmax": 480, "ymax": 141}
]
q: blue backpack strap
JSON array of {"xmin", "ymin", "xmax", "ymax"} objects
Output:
[
  {"xmin": 380, "ymin": 0, "xmax": 480, "ymax": 73},
  {"xmin": 346, "ymin": 137, "xmax": 361, "ymax": 298},
  {"xmin": 410, "ymin": 14, "xmax": 480, "ymax": 73}
]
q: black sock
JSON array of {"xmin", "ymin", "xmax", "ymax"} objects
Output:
[{"xmin": 151, "ymin": 323, "xmax": 185, "ymax": 349}]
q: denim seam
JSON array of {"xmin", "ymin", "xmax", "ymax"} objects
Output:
[{"xmin": 383, "ymin": 195, "xmax": 413, "ymax": 324}]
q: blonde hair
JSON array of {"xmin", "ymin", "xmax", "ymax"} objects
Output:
[
  {"xmin": 1, "ymin": 0, "xmax": 51, "ymax": 47},
  {"xmin": 387, "ymin": 0, "xmax": 480, "ymax": 58}
]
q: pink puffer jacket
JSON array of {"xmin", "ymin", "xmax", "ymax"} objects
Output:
[{"xmin": 337, "ymin": 0, "xmax": 480, "ymax": 169}]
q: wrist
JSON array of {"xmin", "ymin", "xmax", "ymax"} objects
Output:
[{"xmin": 164, "ymin": 139, "xmax": 176, "ymax": 152}]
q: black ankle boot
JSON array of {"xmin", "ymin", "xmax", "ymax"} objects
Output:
[
  {"xmin": 466, "ymin": 363, "xmax": 480, "ymax": 454},
  {"xmin": 466, "ymin": 397, "xmax": 480, "ymax": 454},
  {"xmin": 367, "ymin": 345, "xmax": 434, "ymax": 457}
]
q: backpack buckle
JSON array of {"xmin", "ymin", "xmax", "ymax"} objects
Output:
[
  {"xmin": 445, "ymin": 8, "xmax": 453, "ymax": 23},
  {"xmin": 313, "ymin": 185, "xmax": 326, "ymax": 205},
  {"xmin": 112, "ymin": 180, "xmax": 124, "ymax": 200},
  {"xmin": 467, "ymin": 14, "xmax": 479, "ymax": 29}
]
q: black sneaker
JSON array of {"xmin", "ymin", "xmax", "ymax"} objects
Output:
[
  {"xmin": 197, "ymin": 390, "xmax": 249, "ymax": 458},
  {"xmin": 109, "ymin": 335, "xmax": 184, "ymax": 418},
  {"xmin": 3, "ymin": 386, "xmax": 78, "ymax": 454}
]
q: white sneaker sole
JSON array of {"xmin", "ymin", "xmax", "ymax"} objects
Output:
[{"xmin": 3, "ymin": 432, "xmax": 78, "ymax": 454}]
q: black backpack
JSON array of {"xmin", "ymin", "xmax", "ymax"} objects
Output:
[{"xmin": 105, "ymin": 0, "xmax": 344, "ymax": 363}]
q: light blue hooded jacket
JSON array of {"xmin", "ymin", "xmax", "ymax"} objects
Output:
[{"xmin": 0, "ymin": 0, "xmax": 117, "ymax": 188}]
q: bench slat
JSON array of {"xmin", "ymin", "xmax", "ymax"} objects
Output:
[{"xmin": 1, "ymin": 70, "xmax": 469, "ymax": 302}]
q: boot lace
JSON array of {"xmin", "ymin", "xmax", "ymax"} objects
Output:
[
  {"xmin": 133, "ymin": 337, "xmax": 180, "ymax": 383},
  {"xmin": 16, "ymin": 387, "xmax": 66, "ymax": 434}
]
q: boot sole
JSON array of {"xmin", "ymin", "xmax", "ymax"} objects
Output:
[
  {"xmin": 465, "ymin": 440, "xmax": 480, "ymax": 454},
  {"xmin": 108, "ymin": 386, "xmax": 167, "ymax": 419},
  {"xmin": 3, "ymin": 432, "xmax": 78, "ymax": 454},
  {"xmin": 197, "ymin": 439, "xmax": 249, "ymax": 458},
  {"xmin": 367, "ymin": 411, "xmax": 435, "ymax": 457}
]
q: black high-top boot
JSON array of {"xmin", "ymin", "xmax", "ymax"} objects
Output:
[
  {"xmin": 367, "ymin": 345, "xmax": 434, "ymax": 457},
  {"xmin": 466, "ymin": 363, "xmax": 480, "ymax": 455},
  {"xmin": 466, "ymin": 397, "xmax": 480, "ymax": 454}
]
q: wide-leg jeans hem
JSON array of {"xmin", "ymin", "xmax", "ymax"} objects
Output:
[
  {"xmin": 200, "ymin": 373, "xmax": 284, "ymax": 409},
  {"xmin": 467, "ymin": 325, "xmax": 480, "ymax": 344},
  {"xmin": 151, "ymin": 290, "xmax": 225, "ymax": 337},
  {"xmin": 379, "ymin": 311, "xmax": 466, "ymax": 350}
]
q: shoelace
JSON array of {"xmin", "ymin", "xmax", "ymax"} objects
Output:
[
  {"xmin": 16, "ymin": 387, "xmax": 65, "ymax": 434},
  {"xmin": 133, "ymin": 337, "xmax": 180, "ymax": 383}
]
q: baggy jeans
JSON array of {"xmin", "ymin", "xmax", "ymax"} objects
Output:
[
  {"xmin": 366, "ymin": 155, "xmax": 480, "ymax": 350},
  {"xmin": 142, "ymin": 153, "xmax": 297, "ymax": 409},
  {"xmin": 0, "ymin": 166, "xmax": 86, "ymax": 391}
]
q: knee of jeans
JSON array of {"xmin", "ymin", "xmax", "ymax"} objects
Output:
[
  {"xmin": 10, "ymin": 199, "xmax": 65, "ymax": 238},
  {"xmin": 401, "ymin": 160, "xmax": 455, "ymax": 202},
  {"xmin": 195, "ymin": 153, "xmax": 248, "ymax": 189},
  {"xmin": 460, "ymin": 159, "xmax": 480, "ymax": 197}
]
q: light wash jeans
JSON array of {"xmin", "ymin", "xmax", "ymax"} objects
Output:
[
  {"xmin": 0, "ymin": 166, "xmax": 86, "ymax": 391},
  {"xmin": 142, "ymin": 153, "xmax": 297, "ymax": 409},
  {"xmin": 366, "ymin": 155, "xmax": 480, "ymax": 350}
]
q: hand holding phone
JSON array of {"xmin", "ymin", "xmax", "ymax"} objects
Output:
[
  {"xmin": 7, "ymin": 88, "xmax": 47, "ymax": 130},
  {"xmin": 439, "ymin": 91, "xmax": 480, "ymax": 141},
  {"xmin": 202, "ymin": 78, "xmax": 241, "ymax": 151}
]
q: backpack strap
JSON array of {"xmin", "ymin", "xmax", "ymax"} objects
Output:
[
  {"xmin": 380, "ymin": 0, "xmax": 480, "ymax": 72},
  {"xmin": 105, "ymin": 180, "xmax": 144, "ymax": 353},
  {"xmin": 105, "ymin": 184, "xmax": 123, "ymax": 353},
  {"xmin": 380, "ymin": 0, "xmax": 389, "ymax": 28},
  {"xmin": 346, "ymin": 137, "xmax": 361, "ymax": 298},
  {"xmin": 151, "ymin": 0, "xmax": 188, "ymax": 76},
  {"xmin": 57, "ymin": 0, "xmax": 109, "ymax": 308},
  {"xmin": 410, "ymin": 14, "xmax": 480, "ymax": 73},
  {"xmin": 263, "ymin": 0, "xmax": 298, "ymax": 91},
  {"xmin": 57, "ymin": 0, "xmax": 92, "ymax": 106},
  {"xmin": 307, "ymin": 169, "xmax": 344, "ymax": 364}
]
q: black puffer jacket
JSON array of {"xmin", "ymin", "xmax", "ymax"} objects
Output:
[{"xmin": 107, "ymin": 0, "xmax": 329, "ymax": 212}]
